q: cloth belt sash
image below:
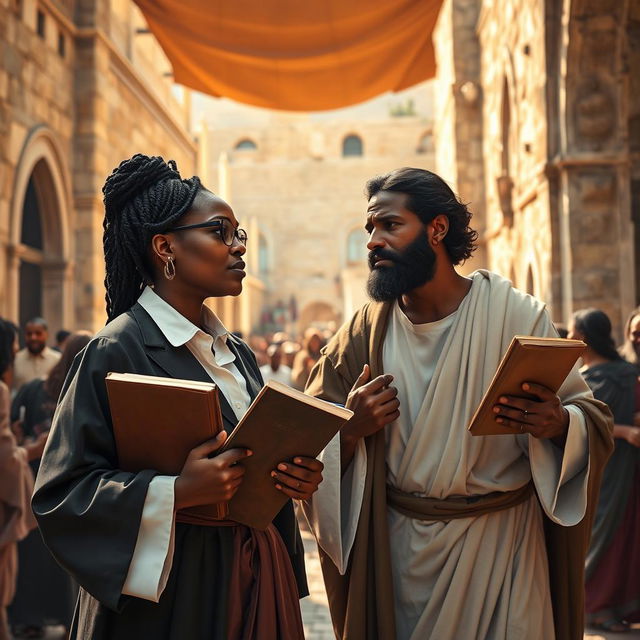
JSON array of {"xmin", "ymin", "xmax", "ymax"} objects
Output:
[
  {"xmin": 386, "ymin": 481, "xmax": 534, "ymax": 521},
  {"xmin": 176, "ymin": 512, "xmax": 304, "ymax": 640}
]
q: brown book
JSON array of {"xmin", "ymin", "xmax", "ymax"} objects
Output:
[
  {"xmin": 468, "ymin": 336, "xmax": 586, "ymax": 436},
  {"xmin": 220, "ymin": 380, "xmax": 353, "ymax": 530},
  {"xmin": 105, "ymin": 372, "xmax": 227, "ymax": 520}
]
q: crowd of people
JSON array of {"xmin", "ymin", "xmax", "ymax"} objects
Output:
[
  {"xmin": 250, "ymin": 328, "xmax": 330, "ymax": 390},
  {"xmin": 0, "ymin": 157, "xmax": 637, "ymax": 640},
  {"xmin": 0, "ymin": 314, "xmax": 334, "ymax": 640}
]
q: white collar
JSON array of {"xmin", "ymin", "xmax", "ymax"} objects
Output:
[{"xmin": 137, "ymin": 286, "xmax": 231, "ymax": 349}]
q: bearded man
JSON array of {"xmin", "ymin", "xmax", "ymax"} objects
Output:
[
  {"xmin": 301, "ymin": 168, "xmax": 613, "ymax": 640},
  {"xmin": 13, "ymin": 318, "xmax": 60, "ymax": 391}
]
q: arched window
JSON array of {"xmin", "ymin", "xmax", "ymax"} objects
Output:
[
  {"xmin": 346, "ymin": 228, "xmax": 368, "ymax": 264},
  {"xmin": 258, "ymin": 232, "xmax": 269, "ymax": 275},
  {"xmin": 496, "ymin": 76, "xmax": 514, "ymax": 226},
  {"xmin": 234, "ymin": 138, "xmax": 257, "ymax": 151},
  {"xmin": 342, "ymin": 134, "xmax": 363, "ymax": 157}
]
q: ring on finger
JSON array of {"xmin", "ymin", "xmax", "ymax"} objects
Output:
[{"xmin": 522, "ymin": 409, "xmax": 529, "ymax": 418}]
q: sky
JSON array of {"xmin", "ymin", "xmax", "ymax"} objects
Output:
[{"xmin": 190, "ymin": 80, "xmax": 434, "ymax": 129}]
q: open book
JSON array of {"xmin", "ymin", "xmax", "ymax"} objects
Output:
[
  {"xmin": 105, "ymin": 372, "xmax": 227, "ymax": 519},
  {"xmin": 467, "ymin": 336, "xmax": 586, "ymax": 436},
  {"xmin": 220, "ymin": 379, "xmax": 353, "ymax": 530}
]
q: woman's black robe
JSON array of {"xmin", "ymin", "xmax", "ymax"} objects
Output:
[{"xmin": 32, "ymin": 304, "xmax": 308, "ymax": 639}]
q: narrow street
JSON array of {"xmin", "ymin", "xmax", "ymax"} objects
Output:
[
  {"xmin": 24, "ymin": 530, "xmax": 640, "ymax": 640},
  {"xmin": 299, "ymin": 528, "xmax": 640, "ymax": 640},
  {"xmin": 300, "ymin": 529, "xmax": 335, "ymax": 640}
]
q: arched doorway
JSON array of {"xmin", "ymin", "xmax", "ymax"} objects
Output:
[
  {"xmin": 8, "ymin": 128, "xmax": 72, "ymax": 333},
  {"xmin": 298, "ymin": 301, "xmax": 339, "ymax": 334},
  {"xmin": 19, "ymin": 174, "xmax": 45, "ymax": 326}
]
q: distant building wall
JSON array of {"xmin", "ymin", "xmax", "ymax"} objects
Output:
[{"xmin": 201, "ymin": 115, "xmax": 435, "ymax": 335}]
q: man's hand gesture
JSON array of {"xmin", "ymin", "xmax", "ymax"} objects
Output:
[{"xmin": 340, "ymin": 364, "xmax": 400, "ymax": 467}]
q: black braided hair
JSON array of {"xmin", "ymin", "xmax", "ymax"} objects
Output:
[{"xmin": 102, "ymin": 154, "xmax": 202, "ymax": 321}]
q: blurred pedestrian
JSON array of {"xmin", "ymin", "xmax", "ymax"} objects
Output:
[
  {"xmin": 619, "ymin": 306, "xmax": 640, "ymax": 367},
  {"xmin": 281, "ymin": 341, "xmax": 300, "ymax": 369},
  {"xmin": 13, "ymin": 319, "xmax": 60, "ymax": 391},
  {"xmin": 619, "ymin": 306, "xmax": 640, "ymax": 427},
  {"xmin": 248, "ymin": 334, "xmax": 269, "ymax": 367},
  {"xmin": 0, "ymin": 319, "xmax": 42, "ymax": 640},
  {"xmin": 53, "ymin": 330, "xmax": 71, "ymax": 353},
  {"xmin": 260, "ymin": 344, "xmax": 292, "ymax": 386},
  {"xmin": 8, "ymin": 332, "xmax": 91, "ymax": 638},
  {"xmin": 291, "ymin": 328, "xmax": 325, "ymax": 390},
  {"xmin": 569, "ymin": 308, "xmax": 640, "ymax": 632}
]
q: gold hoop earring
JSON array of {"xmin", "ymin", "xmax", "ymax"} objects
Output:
[{"xmin": 164, "ymin": 257, "xmax": 176, "ymax": 281}]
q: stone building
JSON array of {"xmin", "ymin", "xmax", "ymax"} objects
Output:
[
  {"xmin": 0, "ymin": 0, "xmax": 197, "ymax": 334},
  {"xmin": 434, "ymin": 0, "xmax": 640, "ymax": 336},
  {"xmin": 197, "ymin": 93, "xmax": 435, "ymax": 336}
]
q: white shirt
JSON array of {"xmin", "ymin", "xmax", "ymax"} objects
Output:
[
  {"xmin": 13, "ymin": 346, "xmax": 60, "ymax": 390},
  {"xmin": 259, "ymin": 363, "xmax": 293, "ymax": 386},
  {"xmin": 122, "ymin": 287, "xmax": 252, "ymax": 601},
  {"xmin": 304, "ymin": 295, "xmax": 590, "ymax": 639}
]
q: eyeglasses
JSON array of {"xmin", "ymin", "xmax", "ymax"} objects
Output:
[{"xmin": 169, "ymin": 219, "xmax": 248, "ymax": 246}]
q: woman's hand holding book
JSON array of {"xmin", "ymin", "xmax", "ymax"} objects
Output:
[{"xmin": 174, "ymin": 431, "xmax": 253, "ymax": 510}]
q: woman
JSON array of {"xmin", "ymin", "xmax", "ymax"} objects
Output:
[
  {"xmin": 568, "ymin": 308, "xmax": 640, "ymax": 632},
  {"xmin": 32, "ymin": 155, "xmax": 324, "ymax": 639},
  {"xmin": 0, "ymin": 319, "xmax": 44, "ymax": 640},
  {"xmin": 291, "ymin": 328, "xmax": 326, "ymax": 390},
  {"xmin": 9, "ymin": 332, "xmax": 91, "ymax": 639},
  {"xmin": 620, "ymin": 306, "xmax": 640, "ymax": 367}
]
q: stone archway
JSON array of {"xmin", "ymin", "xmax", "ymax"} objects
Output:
[
  {"xmin": 298, "ymin": 301, "xmax": 339, "ymax": 334},
  {"xmin": 8, "ymin": 127, "xmax": 73, "ymax": 332},
  {"xmin": 553, "ymin": 0, "xmax": 638, "ymax": 334}
]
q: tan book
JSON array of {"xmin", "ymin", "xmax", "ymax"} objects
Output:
[
  {"xmin": 105, "ymin": 372, "xmax": 227, "ymax": 520},
  {"xmin": 468, "ymin": 336, "xmax": 586, "ymax": 436},
  {"xmin": 220, "ymin": 379, "xmax": 353, "ymax": 530}
]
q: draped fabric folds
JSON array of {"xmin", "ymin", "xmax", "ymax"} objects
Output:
[{"xmin": 132, "ymin": 0, "xmax": 443, "ymax": 111}]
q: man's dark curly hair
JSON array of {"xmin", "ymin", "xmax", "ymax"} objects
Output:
[{"xmin": 365, "ymin": 168, "xmax": 478, "ymax": 265}]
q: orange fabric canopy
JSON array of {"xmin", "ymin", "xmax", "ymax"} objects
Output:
[{"xmin": 133, "ymin": 0, "xmax": 443, "ymax": 111}]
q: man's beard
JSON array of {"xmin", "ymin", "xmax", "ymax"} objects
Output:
[
  {"xmin": 27, "ymin": 342, "xmax": 45, "ymax": 355},
  {"xmin": 366, "ymin": 232, "xmax": 437, "ymax": 302}
]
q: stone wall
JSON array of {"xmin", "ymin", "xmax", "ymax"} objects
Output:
[
  {"xmin": 552, "ymin": 0, "xmax": 638, "ymax": 333},
  {"xmin": 435, "ymin": 0, "xmax": 640, "ymax": 336},
  {"xmin": 0, "ymin": 0, "xmax": 196, "ymax": 334},
  {"xmin": 477, "ymin": 0, "xmax": 552, "ymax": 301},
  {"xmin": 434, "ymin": 0, "xmax": 486, "ymax": 275}
]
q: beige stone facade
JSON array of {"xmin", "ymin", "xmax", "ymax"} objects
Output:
[
  {"xmin": 198, "ymin": 106, "xmax": 435, "ymax": 336},
  {"xmin": 434, "ymin": 0, "xmax": 640, "ymax": 337},
  {"xmin": 0, "ymin": 0, "xmax": 196, "ymax": 334}
]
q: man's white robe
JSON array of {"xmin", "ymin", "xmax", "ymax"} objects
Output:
[{"xmin": 303, "ymin": 271, "xmax": 594, "ymax": 640}]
